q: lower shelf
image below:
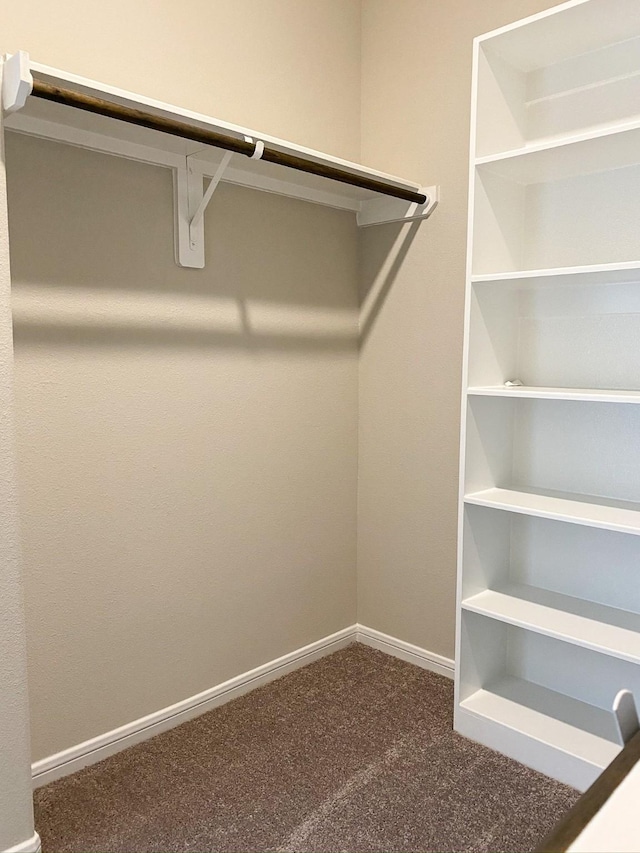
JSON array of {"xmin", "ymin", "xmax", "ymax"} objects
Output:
[
  {"xmin": 459, "ymin": 676, "xmax": 621, "ymax": 789},
  {"xmin": 462, "ymin": 585, "xmax": 640, "ymax": 665},
  {"xmin": 464, "ymin": 487, "xmax": 640, "ymax": 536},
  {"xmin": 467, "ymin": 386, "xmax": 640, "ymax": 404}
]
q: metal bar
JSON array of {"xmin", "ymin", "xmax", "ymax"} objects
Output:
[{"xmin": 31, "ymin": 80, "xmax": 427, "ymax": 205}]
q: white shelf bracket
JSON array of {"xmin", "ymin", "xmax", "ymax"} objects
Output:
[
  {"xmin": 613, "ymin": 689, "xmax": 640, "ymax": 746},
  {"xmin": 356, "ymin": 184, "xmax": 439, "ymax": 228},
  {"xmin": 2, "ymin": 51, "xmax": 33, "ymax": 114},
  {"xmin": 188, "ymin": 150, "xmax": 234, "ymax": 242},
  {"xmin": 174, "ymin": 150, "xmax": 234, "ymax": 269}
]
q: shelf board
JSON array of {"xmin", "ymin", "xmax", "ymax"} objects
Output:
[
  {"xmin": 4, "ymin": 59, "xmax": 427, "ymax": 217},
  {"xmin": 464, "ymin": 487, "xmax": 640, "ymax": 536},
  {"xmin": 477, "ymin": 0, "xmax": 640, "ymax": 74},
  {"xmin": 471, "ymin": 261, "xmax": 640, "ymax": 290},
  {"xmin": 476, "ymin": 118, "xmax": 640, "ymax": 167},
  {"xmin": 460, "ymin": 676, "xmax": 621, "ymax": 770},
  {"xmin": 475, "ymin": 122, "xmax": 640, "ymax": 185},
  {"xmin": 463, "ymin": 585, "xmax": 640, "ymax": 664},
  {"xmin": 467, "ymin": 386, "xmax": 640, "ymax": 403}
]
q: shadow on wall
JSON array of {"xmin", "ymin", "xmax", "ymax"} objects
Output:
[
  {"xmin": 358, "ymin": 219, "xmax": 422, "ymax": 345},
  {"xmin": 6, "ymin": 133, "xmax": 360, "ymax": 353}
]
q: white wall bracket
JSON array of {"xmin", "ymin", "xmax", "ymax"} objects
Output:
[
  {"xmin": 2, "ymin": 51, "xmax": 32, "ymax": 114},
  {"xmin": 188, "ymin": 150, "xmax": 234, "ymax": 244},
  {"xmin": 357, "ymin": 185, "xmax": 439, "ymax": 227},
  {"xmin": 174, "ymin": 150, "xmax": 235, "ymax": 269}
]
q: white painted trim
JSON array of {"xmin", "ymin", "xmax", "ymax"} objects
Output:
[
  {"xmin": 32, "ymin": 625, "xmax": 358, "ymax": 788},
  {"xmin": 3, "ymin": 832, "xmax": 41, "ymax": 853},
  {"xmin": 31, "ymin": 625, "xmax": 455, "ymax": 788},
  {"xmin": 356, "ymin": 624, "xmax": 455, "ymax": 680}
]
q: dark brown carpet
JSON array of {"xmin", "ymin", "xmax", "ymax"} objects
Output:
[{"xmin": 34, "ymin": 644, "xmax": 579, "ymax": 853}]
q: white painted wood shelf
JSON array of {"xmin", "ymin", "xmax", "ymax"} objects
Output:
[
  {"xmin": 456, "ymin": 0, "xmax": 640, "ymax": 791},
  {"xmin": 471, "ymin": 262, "xmax": 640, "ymax": 289},
  {"xmin": 2, "ymin": 54, "xmax": 438, "ymax": 268},
  {"xmin": 460, "ymin": 677, "xmax": 621, "ymax": 772},
  {"xmin": 476, "ymin": 119, "xmax": 640, "ymax": 170},
  {"xmin": 476, "ymin": 123, "xmax": 640, "ymax": 184},
  {"xmin": 463, "ymin": 585, "xmax": 640, "ymax": 664},
  {"xmin": 464, "ymin": 488, "xmax": 640, "ymax": 536},
  {"xmin": 468, "ymin": 387, "xmax": 640, "ymax": 403}
]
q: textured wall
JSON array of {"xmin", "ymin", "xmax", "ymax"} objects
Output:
[
  {"xmin": 357, "ymin": 0, "xmax": 559, "ymax": 658},
  {"xmin": 3, "ymin": 0, "xmax": 361, "ymax": 765},
  {"xmin": 0, "ymin": 0, "xmax": 361, "ymax": 162},
  {"xmin": 7, "ymin": 136, "xmax": 359, "ymax": 763},
  {"xmin": 0, "ymin": 110, "xmax": 35, "ymax": 850}
]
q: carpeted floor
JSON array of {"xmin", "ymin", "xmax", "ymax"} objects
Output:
[{"xmin": 34, "ymin": 644, "xmax": 579, "ymax": 853}]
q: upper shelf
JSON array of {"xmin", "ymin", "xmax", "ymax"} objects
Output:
[
  {"xmin": 477, "ymin": 0, "xmax": 640, "ymax": 73},
  {"xmin": 471, "ymin": 261, "xmax": 640, "ymax": 289},
  {"xmin": 1, "ymin": 53, "xmax": 439, "ymax": 267},
  {"xmin": 476, "ymin": 122, "xmax": 640, "ymax": 185},
  {"xmin": 473, "ymin": 0, "xmax": 640, "ymax": 160}
]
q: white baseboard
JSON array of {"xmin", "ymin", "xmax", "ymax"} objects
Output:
[
  {"xmin": 4, "ymin": 832, "xmax": 41, "ymax": 853},
  {"xmin": 32, "ymin": 625, "xmax": 358, "ymax": 788},
  {"xmin": 356, "ymin": 624, "xmax": 455, "ymax": 679},
  {"xmin": 32, "ymin": 623, "xmax": 454, "ymax": 788}
]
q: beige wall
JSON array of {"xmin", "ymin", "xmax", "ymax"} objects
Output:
[
  {"xmin": 357, "ymin": 0, "xmax": 559, "ymax": 658},
  {"xmin": 3, "ymin": 0, "xmax": 361, "ymax": 763},
  {"xmin": 0, "ymin": 110, "xmax": 35, "ymax": 853},
  {"xmin": 0, "ymin": 0, "xmax": 361, "ymax": 161}
]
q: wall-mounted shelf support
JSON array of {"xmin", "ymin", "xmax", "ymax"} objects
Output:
[
  {"xmin": 3, "ymin": 52, "xmax": 440, "ymax": 268},
  {"xmin": 189, "ymin": 151, "xmax": 234, "ymax": 240},
  {"xmin": 175, "ymin": 149, "xmax": 233, "ymax": 268},
  {"xmin": 2, "ymin": 50, "xmax": 32, "ymax": 114},
  {"xmin": 357, "ymin": 186, "xmax": 439, "ymax": 227}
]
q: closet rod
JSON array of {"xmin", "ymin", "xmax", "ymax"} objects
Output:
[{"xmin": 31, "ymin": 80, "xmax": 428, "ymax": 205}]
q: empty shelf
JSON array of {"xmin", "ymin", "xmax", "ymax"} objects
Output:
[
  {"xmin": 478, "ymin": 0, "xmax": 640, "ymax": 74},
  {"xmin": 460, "ymin": 677, "xmax": 621, "ymax": 769},
  {"xmin": 463, "ymin": 585, "xmax": 640, "ymax": 664},
  {"xmin": 471, "ymin": 262, "xmax": 640, "ymax": 290},
  {"xmin": 467, "ymin": 386, "xmax": 640, "ymax": 403},
  {"xmin": 464, "ymin": 488, "xmax": 640, "ymax": 536},
  {"xmin": 475, "ymin": 121, "xmax": 640, "ymax": 184},
  {"xmin": 5, "ymin": 60, "xmax": 427, "ymax": 215}
]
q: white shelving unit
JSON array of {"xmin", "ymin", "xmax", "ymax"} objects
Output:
[{"xmin": 455, "ymin": 0, "xmax": 640, "ymax": 791}]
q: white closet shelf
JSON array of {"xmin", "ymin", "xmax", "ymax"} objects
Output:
[
  {"xmin": 476, "ymin": 120, "xmax": 640, "ymax": 168},
  {"xmin": 1, "ymin": 53, "xmax": 439, "ymax": 268},
  {"xmin": 471, "ymin": 261, "xmax": 640, "ymax": 289},
  {"xmin": 464, "ymin": 488, "xmax": 640, "ymax": 536},
  {"xmin": 475, "ymin": 122, "xmax": 640, "ymax": 185},
  {"xmin": 463, "ymin": 585, "xmax": 640, "ymax": 665},
  {"xmin": 478, "ymin": 0, "xmax": 640, "ymax": 73},
  {"xmin": 467, "ymin": 386, "xmax": 640, "ymax": 403},
  {"xmin": 460, "ymin": 677, "xmax": 621, "ymax": 770}
]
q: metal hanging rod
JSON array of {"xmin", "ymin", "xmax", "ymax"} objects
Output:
[{"xmin": 30, "ymin": 79, "xmax": 428, "ymax": 206}]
